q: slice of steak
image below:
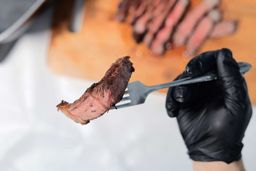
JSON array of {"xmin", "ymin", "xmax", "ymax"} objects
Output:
[
  {"xmin": 185, "ymin": 9, "xmax": 221, "ymax": 56},
  {"xmin": 116, "ymin": 0, "xmax": 134, "ymax": 22},
  {"xmin": 129, "ymin": 0, "xmax": 150, "ymax": 25},
  {"xmin": 132, "ymin": 0, "xmax": 161, "ymax": 43},
  {"xmin": 143, "ymin": 0, "xmax": 177, "ymax": 47},
  {"xmin": 152, "ymin": 0, "xmax": 170, "ymax": 17},
  {"xmin": 57, "ymin": 57, "xmax": 134, "ymax": 125},
  {"xmin": 210, "ymin": 20, "xmax": 238, "ymax": 38},
  {"xmin": 125, "ymin": 0, "xmax": 141, "ymax": 24},
  {"xmin": 150, "ymin": 0, "xmax": 190, "ymax": 55},
  {"xmin": 116, "ymin": 0, "xmax": 143, "ymax": 23},
  {"xmin": 173, "ymin": 0, "xmax": 220, "ymax": 47}
]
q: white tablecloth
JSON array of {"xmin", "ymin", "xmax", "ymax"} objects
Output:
[{"xmin": 0, "ymin": 9, "xmax": 255, "ymax": 171}]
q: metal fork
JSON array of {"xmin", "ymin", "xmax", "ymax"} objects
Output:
[{"xmin": 111, "ymin": 62, "xmax": 251, "ymax": 109}]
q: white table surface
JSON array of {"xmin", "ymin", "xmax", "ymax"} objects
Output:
[{"xmin": 0, "ymin": 9, "xmax": 255, "ymax": 171}]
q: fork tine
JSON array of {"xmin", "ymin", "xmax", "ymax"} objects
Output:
[
  {"xmin": 114, "ymin": 103, "xmax": 132, "ymax": 109},
  {"xmin": 120, "ymin": 96, "xmax": 130, "ymax": 101},
  {"xmin": 110, "ymin": 102, "xmax": 131, "ymax": 110}
]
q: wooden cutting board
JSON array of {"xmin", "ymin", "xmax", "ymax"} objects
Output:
[{"xmin": 48, "ymin": 0, "xmax": 256, "ymax": 103}]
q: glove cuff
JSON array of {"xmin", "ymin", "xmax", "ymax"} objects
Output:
[
  {"xmin": 190, "ymin": 154, "xmax": 241, "ymax": 164},
  {"xmin": 188, "ymin": 143, "xmax": 243, "ymax": 164}
]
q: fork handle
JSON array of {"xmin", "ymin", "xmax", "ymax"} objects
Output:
[{"xmin": 146, "ymin": 62, "xmax": 251, "ymax": 93}]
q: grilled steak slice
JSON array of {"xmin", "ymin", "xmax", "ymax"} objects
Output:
[
  {"xmin": 116, "ymin": 0, "xmax": 142, "ymax": 22},
  {"xmin": 152, "ymin": 0, "xmax": 170, "ymax": 17},
  {"xmin": 210, "ymin": 20, "xmax": 238, "ymax": 38},
  {"xmin": 173, "ymin": 0, "xmax": 220, "ymax": 47},
  {"xmin": 126, "ymin": 0, "xmax": 143, "ymax": 23},
  {"xmin": 129, "ymin": 0, "xmax": 149, "ymax": 25},
  {"xmin": 150, "ymin": 0, "xmax": 189, "ymax": 55},
  {"xmin": 185, "ymin": 10, "xmax": 221, "ymax": 56},
  {"xmin": 143, "ymin": 0, "xmax": 177, "ymax": 47},
  {"xmin": 132, "ymin": 0, "xmax": 161, "ymax": 43},
  {"xmin": 116, "ymin": 0, "xmax": 133, "ymax": 22},
  {"xmin": 57, "ymin": 57, "xmax": 134, "ymax": 125}
]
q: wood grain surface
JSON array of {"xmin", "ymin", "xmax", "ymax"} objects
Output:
[{"xmin": 48, "ymin": 0, "xmax": 256, "ymax": 103}]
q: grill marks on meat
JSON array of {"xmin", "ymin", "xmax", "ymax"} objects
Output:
[
  {"xmin": 57, "ymin": 57, "xmax": 134, "ymax": 125},
  {"xmin": 173, "ymin": 0, "xmax": 220, "ymax": 47},
  {"xmin": 185, "ymin": 10, "xmax": 221, "ymax": 56},
  {"xmin": 116, "ymin": 0, "xmax": 238, "ymax": 56},
  {"xmin": 150, "ymin": 0, "xmax": 190, "ymax": 55}
]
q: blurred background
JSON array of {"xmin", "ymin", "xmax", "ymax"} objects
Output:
[{"xmin": 0, "ymin": 0, "xmax": 255, "ymax": 170}]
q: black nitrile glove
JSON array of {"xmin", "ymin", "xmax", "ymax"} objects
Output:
[{"xmin": 165, "ymin": 48, "xmax": 252, "ymax": 163}]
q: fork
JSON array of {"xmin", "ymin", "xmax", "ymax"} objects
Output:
[{"xmin": 111, "ymin": 62, "xmax": 251, "ymax": 109}]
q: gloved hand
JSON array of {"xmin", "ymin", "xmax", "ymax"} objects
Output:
[{"xmin": 165, "ymin": 48, "xmax": 252, "ymax": 164}]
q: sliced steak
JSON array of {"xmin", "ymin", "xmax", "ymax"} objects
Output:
[
  {"xmin": 152, "ymin": 0, "xmax": 170, "ymax": 17},
  {"xmin": 129, "ymin": 0, "xmax": 150, "ymax": 25},
  {"xmin": 150, "ymin": 0, "xmax": 190, "ymax": 55},
  {"xmin": 126, "ymin": 0, "xmax": 143, "ymax": 22},
  {"xmin": 143, "ymin": 0, "xmax": 177, "ymax": 47},
  {"xmin": 57, "ymin": 57, "xmax": 134, "ymax": 125},
  {"xmin": 116, "ymin": 0, "xmax": 134, "ymax": 22},
  {"xmin": 132, "ymin": 0, "xmax": 161, "ymax": 43},
  {"xmin": 173, "ymin": 0, "xmax": 219, "ymax": 47},
  {"xmin": 210, "ymin": 20, "xmax": 238, "ymax": 38},
  {"xmin": 116, "ymin": 0, "xmax": 142, "ymax": 22},
  {"xmin": 185, "ymin": 10, "xmax": 221, "ymax": 56}
]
